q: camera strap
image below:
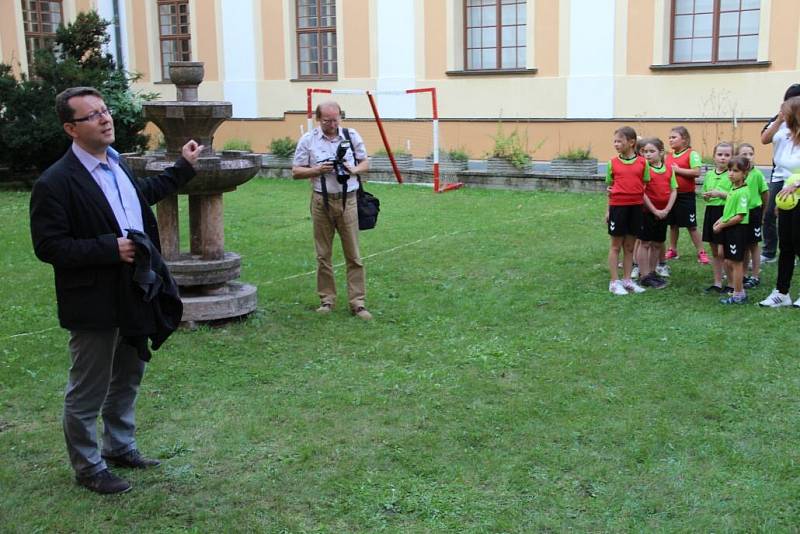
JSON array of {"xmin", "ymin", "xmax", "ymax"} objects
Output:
[
  {"xmin": 320, "ymin": 128, "xmax": 358, "ymax": 214},
  {"xmin": 342, "ymin": 127, "xmax": 365, "ymax": 203}
]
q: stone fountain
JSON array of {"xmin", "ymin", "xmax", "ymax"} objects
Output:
[{"xmin": 123, "ymin": 61, "xmax": 259, "ymax": 324}]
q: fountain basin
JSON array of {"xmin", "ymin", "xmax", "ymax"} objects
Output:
[{"xmin": 123, "ymin": 153, "xmax": 260, "ymax": 194}]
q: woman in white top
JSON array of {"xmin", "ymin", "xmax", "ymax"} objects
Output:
[{"xmin": 760, "ymin": 96, "xmax": 800, "ymax": 307}]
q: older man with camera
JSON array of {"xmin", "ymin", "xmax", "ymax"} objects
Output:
[{"xmin": 292, "ymin": 101, "xmax": 372, "ymax": 320}]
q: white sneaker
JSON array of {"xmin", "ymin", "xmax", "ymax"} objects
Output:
[
  {"xmin": 609, "ymin": 280, "xmax": 628, "ymax": 295},
  {"xmin": 631, "ymin": 265, "xmax": 640, "ymax": 279},
  {"xmin": 759, "ymin": 289, "xmax": 792, "ymax": 308},
  {"xmin": 655, "ymin": 263, "xmax": 671, "ymax": 278},
  {"xmin": 794, "ymin": 295, "xmax": 800, "ymax": 308},
  {"xmin": 623, "ymin": 279, "xmax": 646, "ymax": 293}
]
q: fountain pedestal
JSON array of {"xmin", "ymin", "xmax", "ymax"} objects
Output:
[{"xmin": 123, "ymin": 62, "xmax": 258, "ymax": 324}]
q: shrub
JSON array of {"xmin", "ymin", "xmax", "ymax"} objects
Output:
[
  {"xmin": 436, "ymin": 147, "xmax": 470, "ymax": 162},
  {"xmin": 0, "ymin": 11, "xmax": 155, "ymax": 174},
  {"xmin": 556, "ymin": 146, "xmax": 593, "ymax": 160},
  {"xmin": 373, "ymin": 147, "xmax": 409, "ymax": 157},
  {"xmin": 223, "ymin": 138, "xmax": 252, "ymax": 151},
  {"xmin": 490, "ymin": 128, "xmax": 532, "ymax": 170},
  {"xmin": 269, "ymin": 136, "xmax": 297, "ymax": 158}
]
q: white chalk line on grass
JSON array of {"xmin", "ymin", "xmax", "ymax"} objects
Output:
[
  {"xmin": 3, "ymin": 325, "xmax": 59, "ymax": 341},
  {"xmin": 264, "ymin": 213, "xmax": 540, "ymax": 285},
  {"xmin": 4, "ymin": 214, "xmax": 544, "ymax": 337},
  {"xmin": 264, "ymin": 230, "xmax": 463, "ymax": 285}
]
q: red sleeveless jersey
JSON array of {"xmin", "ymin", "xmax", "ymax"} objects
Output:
[
  {"xmin": 607, "ymin": 155, "xmax": 648, "ymax": 206},
  {"xmin": 666, "ymin": 148, "xmax": 698, "ymax": 193},
  {"xmin": 645, "ymin": 164, "xmax": 674, "ymax": 210}
]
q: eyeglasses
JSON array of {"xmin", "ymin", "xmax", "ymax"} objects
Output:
[{"xmin": 71, "ymin": 108, "xmax": 112, "ymax": 123}]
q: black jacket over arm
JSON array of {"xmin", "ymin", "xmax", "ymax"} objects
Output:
[{"xmin": 29, "ymin": 148, "xmax": 195, "ymax": 330}]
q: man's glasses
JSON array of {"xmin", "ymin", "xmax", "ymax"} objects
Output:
[{"xmin": 71, "ymin": 108, "xmax": 112, "ymax": 123}]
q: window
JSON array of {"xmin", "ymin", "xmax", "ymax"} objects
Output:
[
  {"xmin": 671, "ymin": 0, "xmax": 760, "ymax": 64},
  {"xmin": 464, "ymin": 0, "xmax": 526, "ymax": 71},
  {"xmin": 21, "ymin": 0, "xmax": 63, "ymax": 68},
  {"xmin": 296, "ymin": 0, "xmax": 337, "ymax": 79},
  {"xmin": 158, "ymin": 0, "xmax": 191, "ymax": 80}
]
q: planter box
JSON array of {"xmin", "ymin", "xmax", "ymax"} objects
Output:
[
  {"xmin": 262, "ymin": 154, "xmax": 293, "ymax": 167},
  {"xmin": 549, "ymin": 158, "xmax": 598, "ymax": 175},
  {"xmin": 425, "ymin": 156, "xmax": 468, "ymax": 173},
  {"xmin": 260, "ymin": 154, "xmax": 293, "ymax": 178},
  {"xmin": 369, "ymin": 154, "xmax": 412, "ymax": 171},
  {"xmin": 486, "ymin": 157, "xmax": 530, "ymax": 175}
]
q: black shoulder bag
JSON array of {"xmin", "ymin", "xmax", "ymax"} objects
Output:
[{"xmin": 342, "ymin": 128, "xmax": 380, "ymax": 230}]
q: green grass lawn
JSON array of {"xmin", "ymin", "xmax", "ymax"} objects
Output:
[{"xmin": 2, "ymin": 178, "xmax": 799, "ymax": 532}]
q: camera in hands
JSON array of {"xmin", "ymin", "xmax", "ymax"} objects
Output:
[{"xmin": 318, "ymin": 140, "xmax": 352, "ymax": 185}]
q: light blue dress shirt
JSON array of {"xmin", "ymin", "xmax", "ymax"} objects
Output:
[{"xmin": 72, "ymin": 143, "xmax": 144, "ymax": 233}]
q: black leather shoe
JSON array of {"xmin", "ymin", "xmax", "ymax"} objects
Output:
[
  {"xmin": 102, "ymin": 449, "xmax": 161, "ymax": 469},
  {"xmin": 76, "ymin": 469, "xmax": 131, "ymax": 494}
]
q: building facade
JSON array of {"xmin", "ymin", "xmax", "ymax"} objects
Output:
[{"xmin": 2, "ymin": 0, "xmax": 799, "ymax": 163}]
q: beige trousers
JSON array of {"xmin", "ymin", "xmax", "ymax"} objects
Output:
[{"xmin": 311, "ymin": 191, "xmax": 366, "ymax": 310}]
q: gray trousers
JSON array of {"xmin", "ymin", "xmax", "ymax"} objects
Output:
[{"xmin": 64, "ymin": 329, "xmax": 145, "ymax": 477}]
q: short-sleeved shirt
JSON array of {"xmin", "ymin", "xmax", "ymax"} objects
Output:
[
  {"xmin": 744, "ymin": 167, "xmax": 768, "ymax": 209},
  {"xmin": 722, "ymin": 185, "xmax": 750, "ymax": 224},
  {"xmin": 770, "ymin": 122, "xmax": 800, "ymax": 183},
  {"xmin": 292, "ymin": 126, "xmax": 368, "ymax": 193},
  {"xmin": 605, "ymin": 155, "xmax": 650, "ymax": 206},
  {"xmin": 666, "ymin": 148, "xmax": 703, "ymax": 193},
  {"xmin": 645, "ymin": 163, "xmax": 677, "ymax": 209},
  {"xmin": 702, "ymin": 169, "xmax": 731, "ymax": 207}
]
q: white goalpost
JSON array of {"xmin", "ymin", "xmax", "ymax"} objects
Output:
[{"xmin": 306, "ymin": 87, "xmax": 463, "ymax": 193}]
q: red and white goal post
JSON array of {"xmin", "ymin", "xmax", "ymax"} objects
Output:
[{"xmin": 306, "ymin": 87, "xmax": 463, "ymax": 193}]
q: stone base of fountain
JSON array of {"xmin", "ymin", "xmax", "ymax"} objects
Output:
[
  {"xmin": 178, "ymin": 281, "xmax": 258, "ymax": 323},
  {"xmin": 167, "ymin": 252, "xmax": 242, "ymax": 286}
]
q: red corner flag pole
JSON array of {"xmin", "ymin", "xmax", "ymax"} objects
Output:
[{"xmin": 366, "ymin": 91, "xmax": 403, "ymax": 184}]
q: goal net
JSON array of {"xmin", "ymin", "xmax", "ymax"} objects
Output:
[{"xmin": 305, "ymin": 87, "xmax": 463, "ymax": 193}]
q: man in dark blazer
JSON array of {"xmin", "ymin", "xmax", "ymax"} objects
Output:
[{"xmin": 29, "ymin": 86, "xmax": 203, "ymax": 494}]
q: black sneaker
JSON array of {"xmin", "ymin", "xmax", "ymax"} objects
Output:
[
  {"xmin": 76, "ymin": 469, "xmax": 131, "ymax": 495},
  {"xmin": 744, "ymin": 277, "xmax": 760, "ymax": 289},
  {"xmin": 648, "ymin": 275, "xmax": 667, "ymax": 289},
  {"xmin": 722, "ymin": 286, "xmax": 735, "ymax": 294},
  {"xmin": 102, "ymin": 449, "xmax": 161, "ymax": 469},
  {"xmin": 704, "ymin": 285, "xmax": 723, "ymax": 294}
]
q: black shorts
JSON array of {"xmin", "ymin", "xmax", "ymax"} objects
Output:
[
  {"xmin": 640, "ymin": 210, "xmax": 668, "ymax": 243},
  {"xmin": 747, "ymin": 206, "xmax": 763, "ymax": 243},
  {"xmin": 702, "ymin": 205, "xmax": 724, "ymax": 244},
  {"xmin": 608, "ymin": 205, "xmax": 643, "ymax": 237},
  {"xmin": 667, "ymin": 192, "xmax": 698, "ymax": 228},
  {"xmin": 723, "ymin": 224, "xmax": 748, "ymax": 261}
]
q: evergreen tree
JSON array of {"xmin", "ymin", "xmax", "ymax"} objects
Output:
[{"xmin": 0, "ymin": 11, "xmax": 156, "ymax": 175}]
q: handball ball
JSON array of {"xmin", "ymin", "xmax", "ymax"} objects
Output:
[
  {"xmin": 777, "ymin": 191, "xmax": 798, "ymax": 211},
  {"xmin": 779, "ymin": 173, "xmax": 800, "ymax": 210}
]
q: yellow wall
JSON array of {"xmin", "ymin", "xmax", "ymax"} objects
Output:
[
  {"xmin": 769, "ymin": 0, "xmax": 800, "ymax": 71},
  {"xmin": 194, "ymin": 1, "xmax": 219, "ymax": 82},
  {"xmin": 343, "ymin": 0, "xmax": 370, "ymax": 79},
  {"xmin": 534, "ymin": 0, "xmax": 559, "ymax": 77},
  {"xmin": 262, "ymin": 0, "xmax": 286, "ymax": 80}
]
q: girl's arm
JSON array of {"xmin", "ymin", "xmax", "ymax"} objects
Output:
[
  {"xmin": 714, "ymin": 214, "xmax": 743, "ymax": 232},
  {"xmin": 761, "ymin": 113, "xmax": 784, "ymax": 144},
  {"xmin": 663, "ymin": 190, "xmax": 678, "ymax": 214},
  {"xmin": 672, "ymin": 165, "xmax": 701, "ymax": 178},
  {"xmin": 643, "ymin": 194, "xmax": 658, "ymax": 215}
]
